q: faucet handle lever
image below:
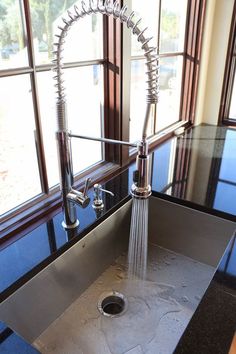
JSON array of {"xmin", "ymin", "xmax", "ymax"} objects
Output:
[{"xmin": 83, "ymin": 178, "xmax": 91, "ymax": 197}]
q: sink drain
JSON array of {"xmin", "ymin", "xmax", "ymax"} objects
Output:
[{"xmin": 98, "ymin": 291, "xmax": 128, "ymax": 317}]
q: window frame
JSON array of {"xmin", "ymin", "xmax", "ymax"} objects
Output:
[
  {"xmin": 219, "ymin": 0, "xmax": 236, "ymax": 125},
  {"xmin": 129, "ymin": 0, "xmax": 186, "ymax": 137},
  {"xmin": 0, "ymin": 0, "xmax": 206, "ymax": 241},
  {"xmin": 0, "ymin": 0, "xmax": 120, "ymax": 229},
  {"xmin": 123, "ymin": 0, "xmax": 207, "ymax": 151}
]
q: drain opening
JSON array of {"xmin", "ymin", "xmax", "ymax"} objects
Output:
[{"xmin": 98, "ymin": 291, "xmax": 127, "ymax": 317}]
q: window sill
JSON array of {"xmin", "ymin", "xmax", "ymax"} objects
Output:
[
  {"xmin": 0, "ymin": 161, "xmax": 121, "ymax": 245},
  {"xmin": 0, "ymin": 120, "xmax": 191, "ymax": 245}
]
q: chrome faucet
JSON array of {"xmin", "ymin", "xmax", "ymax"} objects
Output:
[{"xmin": 53, "ymin": 0, "xmax": 159, "ymax": 229}]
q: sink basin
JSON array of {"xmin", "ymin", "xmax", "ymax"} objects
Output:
[{"xmin": 0, "ymin": 196, "xmax": 235, "ymax": 353}]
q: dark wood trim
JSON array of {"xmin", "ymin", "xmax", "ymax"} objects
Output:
[
  {"xmin": 35, "ymin": 59, "xmax": 105, "ymax": 72},
  {"xmin": 131, "ymin": 52, "xmax": 185, "ymax": 62},
  {"xmin": 103, "ymin": 0, "xmax": 129, "ymax": 166},
  {"xmin": 0, "ymin": 161, "xmax": 120, "ymax": 241},
  {"xmin": 0, "ymin": 61, "xmax": 105, "ymax": 77},
  {"xmin": 0, "ymin": 67, "xmax": 34, "ymax": 77},
  {"xmin": 0, "ymin": 62, "xmax": 105, "ymax": 77},
  {"xmin": 219, "ymin": 0, "xmax": 236, "ymax": 124},
  {"xmin": 221, "ymin": 119, "xmax": 236, "ymax": 127},
  {"xmin": 103, "ymin": 6, "xmax": 123, "ymax": 165},
  {"xmin": 181, "ymin": 0, "xmax": 207, "ymax": 124},
  {"xmin": 120, "ymin": 0, "xmax": 131, "ymax": 166},
  {"xmin": 23, "ymin": 0, "xmax": 49, "ymax": 194}
]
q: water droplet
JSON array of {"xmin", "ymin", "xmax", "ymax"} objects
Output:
[
  {"xmin": 181, "ymin": 296, "xmax": 189, "ymax": 302},
  {"xmin": 101, "ymin": 279, "xmax": 181, "ymax": 354},
  {"xmin": 181, "ymin": 283, "xmax": 187, "ymax": 288},
  {"xmin": 116, "ymin": 267, "xmax": 123, "ymax": 272},
  {"xmin": 195, "ymin": 295, "xmax": 201, "ymax": 301},
  {"xmin": 116, "ymin": 274, "xmax": 124, "ymax": 280},
  {"xmin": 164, "ymin": 261, "xmax": 171, "ymax": 266}
]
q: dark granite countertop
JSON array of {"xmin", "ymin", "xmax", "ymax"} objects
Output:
[
  {"xmin": 1, "ymin": 124, "xmax": 236, "ymax": 353},
  {"xmin": 0, "ymin": 320, "xmax": 40, "ymax": 354},
  {"xmin": 174, "ymin": 234, "xmax": 236, "ymax": 354}
]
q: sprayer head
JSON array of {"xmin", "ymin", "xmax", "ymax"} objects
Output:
[{"xmin": 130, "ymin": 140, "xmax": 152, "ymax": 199}]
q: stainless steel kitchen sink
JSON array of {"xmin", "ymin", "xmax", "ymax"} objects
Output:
[{"xmin": 0, "ymin": 196, "xmax": 235, "ymax": 353}]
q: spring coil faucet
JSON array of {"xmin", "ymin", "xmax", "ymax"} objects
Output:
[{"xmin": 53, "ymin": 0, "xmax": 159, "ymax": 228}]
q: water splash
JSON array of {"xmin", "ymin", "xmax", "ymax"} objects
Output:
[
  {"xmin": 101, "ymin": 279, "xmax": 180, "ymax": 354},
  {"xmin": 128, "ymin": 198, "xmax": 149, "ymax": 280}
]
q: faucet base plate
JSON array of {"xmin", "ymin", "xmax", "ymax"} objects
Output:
[{"xmin": 62, "ymin": 219, "xmax": 80, "ymax": 230}]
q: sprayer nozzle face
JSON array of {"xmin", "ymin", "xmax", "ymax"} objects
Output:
[{"xmin": 130, "ymin": 184, "xmax": 152, "ymax": 199}]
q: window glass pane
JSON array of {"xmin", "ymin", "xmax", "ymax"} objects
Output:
[
  {"xmin": 156, "ymin": 56, "xmax": 183, "ymax": 132},
  {"xmin": 130, "ymin": 56, "xmax": 183, "ymax": 140},
  {"xmin": 0, "ymin": 0, "xmax": 28, "ymax": 70},
  {"xmin": 0, "ymin": 75, "xmax": 41, "ymax": 215},
  {"xmin": 131, "ymin": 0, "xmax": 159, "ymax": 56},
  {"xmin": 29, "ymin": 1, "xmax": 103, "ymax": 65},
  {"xmin": 36, "ymin": 71, "xmax": 57, "ymax": 187},
  {"xmin": 160, "ymin": 0, "xmax": 187, "ymax": 54},
  {"xmin": 229, "ymin": 75, "xmax": 236, "ymax": 119},
  {"xmin": 37, "ymin": 65, "xmax": 103, "ymax": 188}
]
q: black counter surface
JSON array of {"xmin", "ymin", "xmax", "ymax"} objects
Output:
[
  {"xmin": 0, "ymin": 320, "xmax": 40, "ymax": 353},
  {"xmin": 1, "ymin": 124, "xmax": 236, "ymax": 353}
]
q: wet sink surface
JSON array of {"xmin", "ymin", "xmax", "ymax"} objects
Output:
[
  {"xmin": 0, "ymin": 196, "xmax": 235, "ymax": 352},
  {"xmin": 34, "ymin": 244, "xmax": 214, "ymax": 354}
]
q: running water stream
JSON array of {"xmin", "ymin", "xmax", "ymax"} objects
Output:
[{"xmin": 128, "ymin": 197, "xmax": 149, "ymax": 280}]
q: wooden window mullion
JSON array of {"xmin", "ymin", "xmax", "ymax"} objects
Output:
[
  {"xmin": 219, "ymin": 1, "xmax": 236, "ymax": 124},
  {"xmin": 180, "ymin": 0, "xmax": 206, "ymax": 124},
  {"xmin": 23, "ymin": 0, "xmax": 49, "ymax": 194}
]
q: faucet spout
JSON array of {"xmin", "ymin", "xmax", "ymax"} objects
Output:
[{"xmin": 131, "ymin": 140, "xmax": 152, "ymax": 199}]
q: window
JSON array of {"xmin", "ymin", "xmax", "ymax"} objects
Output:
[
  {"xmin": 0, "ymin": 0, "xmax": 206, "ymax": 234},
  {"xmin": 0, "ymin": 0, "xmax": 104, "ymax": 217},
  {"xmin": 219, "ymin": 1, "xmax": 236, "ymax": 124},
  {"xmin": 130, "ymin": 0, "xmax": 188, "ymax": 142}
]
